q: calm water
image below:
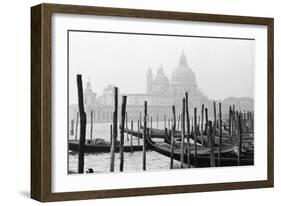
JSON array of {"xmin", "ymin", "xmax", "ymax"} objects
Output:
[{"xmin": 68, "ymin": 121, "xmax": 183, "ymax": 174}]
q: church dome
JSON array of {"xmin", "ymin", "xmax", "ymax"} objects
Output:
[
  {"xmin": 153, "ymin": 65, "xmax": 169, "ymax": 93},
  {"xmin": 171, "ymin": 52, "xmax": 196, "ymax": 87}
]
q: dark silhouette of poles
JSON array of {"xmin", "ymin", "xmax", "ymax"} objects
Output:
[
  {"xmin": 130, "ymin": 120, "xmax": 133, "ymax": 153},
  {"xmin": 229, "ymin": 106, "xmax": 232, "ymax": 143},
  {"xmin": 137, "ymin": 120, "xmax": 140, "ymax": 145},
  {"xmin": 185, "ymin": 92, "xmax": 191, "ymax": 168},
  {"xmin": 170, "ymin": 105, "xmax": 176, "ymax": 169},
  {"xmin": 208, "ymin": 121, "xmax": 215, "ymax": 167},
  {"xmin": 75, "ymin": 112, "xmax": 79, "ymax": 141},
  {"xmin": 139, "ymin": 112, "xmax": 142, "ymax": 128},
  {"xmin": 110, "ymin": 124, "xmax": 112, "ymax": 147},
  {"xmin": 77, "ymin": 74, "xmax": 87, "ymax": 174},
  {"xmin": 238, "ymin": 114, "xmax": 243, "ymax": 166},
  {"xmin": 218, "ymin": 103, "xmax": 222, "ymax": 166},
  {"xmin": 143, "ymin": 101, "xmax": 147, "ymax": 171},
  {"xmin": 90, "ymin": 110, "xmax": 93, "ymax": 141},
  {"xmin": 194, "ymin": 108, "xmax": 198, "ymax": 168},
  {"xmin": 213, "ymin": 102, "xmax": 217, "ymax": 137},
  {"xmin": 119, "ymin": 96, "xmax": 127, "ymax": 172},
  {"xmin": 180, "ymin": 98, "xmax": 186, "ymax": 168},
  {"xmin": 110, "ymin": 87, "xmax": 118, "ymax": 172},
  {"xmin": 201, "ymin": 104, "xmax": 204, "ymax": 146},
  {"xmin": 205, "ymin": 108, "xmax": 208, "ymax": 145}
]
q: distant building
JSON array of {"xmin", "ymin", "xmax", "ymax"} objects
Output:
[{"xmin": 69, "ymin": 52, "xmax": 253, "ymax": 123}]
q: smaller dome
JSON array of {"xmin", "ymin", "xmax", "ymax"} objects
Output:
[{"xmin": 154, "ymin": 65, "xmax": 169, "ymax": 88}]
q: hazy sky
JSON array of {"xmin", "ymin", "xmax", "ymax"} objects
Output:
[{"xmin": 69, "ymin": 31, "xmax": 254, "ymax": 105}]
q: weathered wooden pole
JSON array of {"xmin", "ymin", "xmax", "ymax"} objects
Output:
[
  {"xmin": 143, "ymin": 101, "xmax": 147, "ymax": 171},
  {"xmin": 110, "ymin": 87, "xmax": 118, "ymax": 172},
  {"xmin": 213, "ymin": 101, "xmax": 217, "ymax": 137},
  {"xmin": 238, "ymin": 114, "xmax": 243, "ymax": 166},
  {"xmin": 75, "ymin": 112, "xmax": 79, "ymax": 141},
  {"xmin": 194, "ymin": 108, "xmax": 198, "ymax": 168},
  {"xmin": 205, "ymin": 108, "xmax": 210, "ymax": 147},
  {"xmin": 205, "ymin": 108, "xmax": 208, "ymax": 135},
  {"xmin": 208, "ymin": 121, "xmax": 215, "ymax": 167},
  {"xmin": 119, "ymin": 96, "xmax": 127, "ymax": 172},
  {"xmin": 139, "ymin": 112, "xmax": 142, "ymax": 128},
  {"xmin": 90, "ymin": 110, "xmax": 93, "ymax": 141},
  {"xmin": 218, "ymin": 103, "xmax": 222, "ymax": 166},
  {"xmin": 70, "ymin": 119, "xmax": 74, "ymax": 135},
  {"xmin": 110, "ymin": 124, "xmax": 113, "ymax": 147},
  {"xmin": 77, "ymin": 75, "xmax": 87, "ymax": 174},
  {"xmin": 137, "ymin": 120, "xmax": 140, "ymax": 145},
  {"xmin": 232, "ymin": 105, "xmax": 235, "ymax": 138},
  {"xmin": 185, "ymin": 92, "xmax": 191, "ymax": 168},
  {"xmin": 130, "ymin": 120, "xmax": 133, "ymax": 153},
  {"xmin": 201, "ymin": 104, "xmax": 204, "ymax": 146},
  {"xmin": 125, "ymin": 112, "xmax": 129, "ymax": 141},
  {"xmin": 180, "ymin": 98, "xmax": 186, "ymax": 168},
  {"xmin": 170, "ymin": 105, "xmax": 176, "ymax": 169},
  {"xmin": 229, "ymin": 106, "xmax": 232, "ymax": 143}
]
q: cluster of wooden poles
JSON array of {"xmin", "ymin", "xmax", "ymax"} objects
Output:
[{"xmin": 75, "ymin": 74, "xmax": 254, "ymax": 173}]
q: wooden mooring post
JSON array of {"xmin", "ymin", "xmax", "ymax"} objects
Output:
[
  {"xmin": 229, "ymin": 106, "xmax": 232, "ymax": 143},
  {"xmin": 137, "ymin": 120, "xmax": 140, "ymax": 145},
  {"xmin": 170, "ymin": 105, "xmax": 176, "ymax": 169},
  {"xmin": 110, "ymin": 87, "xmax": 118, "ymax": 172},
  {"xmin": 185, "ymin": 92, "xmax": 191, "ymax": 168},
  {"xmin": 218, "ymin": 103, "xmax": 222, "ymax": 166},
  {"xmin": 143, "ymin": 101, "xmax": 148, "ymax": 171},
  {"xmin": 194, "ymin": 107, "xmax": 198, "ymax": 168},
  {"xmin": 208, "ymin": 121, "xmax": 215, "ymax": 167},
  {"xmin": 119, "ymin": 96, "xmax": 127, "ymax": 172},
  {"xmin": 110, "ymin": 124, "xmax": 113, "ymax": 147},
  {"xmin": 205, "ymin": 108, "xmax": 208, "ymax": 136},
  {"xmin": 180, "ymin": 98, "xmax": 186, "ymax": 168},
  {"xmin": 130, "ymin": 120, "xmax": 133, "ymax": 153},
  {"xmin": 77, "ymin": 74, "xmax": 87, "ymax": 174},
  {"xmin": 90, "ymin": 110, "xmax": 93, "ymax": 141},
  {"xmin": 201, "ymin": 104, "xmax": 204, "ymax": 146},
  {"xmin": 238, "ymin": 113, "xmax": 243, "ymax": 166},
  {"xmin": 75, "ymin": 112, "xmax": 79, "ymax": 141},
  {"xmin": 213, "ymin": 101, "xmax": 217, "ymax": 137}
]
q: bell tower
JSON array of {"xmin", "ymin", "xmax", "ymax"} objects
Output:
[
  {"xmin": 146, "ymin": 67, "xmax": 153, "ymax": 94},
  {"xmin": 84, "ymin": 78, "xmax": 96, "ymax": 105}
]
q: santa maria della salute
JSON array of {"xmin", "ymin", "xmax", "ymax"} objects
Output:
[{"xmin": 69, "ymin": 52, "xmax": 253, "ymax": 122}]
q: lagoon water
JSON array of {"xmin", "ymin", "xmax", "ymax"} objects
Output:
[{"xmin": 68, "ymin": 122, "xmax": 182, "ymax": 174}]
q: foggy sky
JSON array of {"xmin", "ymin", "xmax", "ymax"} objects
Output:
[{"xmin": 68, "ymin": 31, "xmax": 254, "ymax": 105}]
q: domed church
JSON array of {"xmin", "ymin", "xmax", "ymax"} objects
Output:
[
  {"xmin": 146, "ymin": 51, "xmax": 208, "ymax": 108},
  {"xmin": 69, "ymin": 51, "xmax": 253, "ymax": 123}
]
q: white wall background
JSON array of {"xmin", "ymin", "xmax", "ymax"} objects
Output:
[{"xmin": 0, "ymin": 0, "xmax": 279, "ymax": 205}]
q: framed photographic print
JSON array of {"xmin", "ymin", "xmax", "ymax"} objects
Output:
[{"xmin": 31, "ymin": 3, "xmax": 274, "ymax": 202}]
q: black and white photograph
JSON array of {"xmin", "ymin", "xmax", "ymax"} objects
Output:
[{"xmin": 67, "ymin": 30, "xmax": 255, "ymax": 174}]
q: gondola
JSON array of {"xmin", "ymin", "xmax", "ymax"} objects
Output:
[
  {"xmin": 69, "ymin": 140, "xmax": 143, "ymax": 153},
  {"xmin": 146, "ymin": 132, "xmax": 254, "ymax": 167}
]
